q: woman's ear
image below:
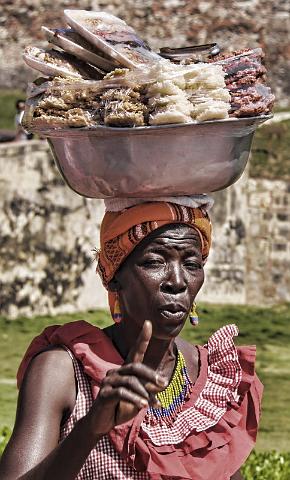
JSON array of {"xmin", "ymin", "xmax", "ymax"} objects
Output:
[{"xmin": 108, "ymin": 278, "xmax": 121, "ymax": 292}]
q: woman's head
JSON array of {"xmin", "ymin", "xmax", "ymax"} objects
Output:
[
  {"xmin": 109, "ymin": 223, "xmax": 204, "ymax": 339},
  {"xmin": 15, "ymin": 99, "xmax": 25, "ymax": 112},
  {"xmin": 97, "ymin": 201, "xmax": 211, "ymax": 337}
]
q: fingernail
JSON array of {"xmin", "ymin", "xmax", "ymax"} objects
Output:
[
  {"xmin": 156, "ymin": 375, "xmax": 168, "ymax": 387},
  {"xmin": 140, "ymin": 399, "xmax": 148, "ymax": 408}
]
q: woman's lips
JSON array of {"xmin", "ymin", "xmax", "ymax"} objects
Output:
[
  {"xmin": 160, "ymin": 310, "xmax": 186, "ymax": 321},
  {"xmin": 159, "ymin": 303, "xmax": 187, "ymax": 322}
]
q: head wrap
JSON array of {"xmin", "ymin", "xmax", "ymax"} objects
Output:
[{"xmin": 97, "ymin": 202, "xmax": 211, "ymax": 314}]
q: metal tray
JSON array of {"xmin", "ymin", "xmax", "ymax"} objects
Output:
[{"xmin": 42, "ymin": 115, "xmax": 271, "ymax": 198}]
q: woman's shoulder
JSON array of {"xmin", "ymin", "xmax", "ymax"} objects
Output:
[
  {"xmin": 18, "ymin": 346, "xmax": 77, "ymax": 425},
  {"xmin": 22, "ymin": 346, "xmax": 75, "ymax": 394},
  {"xmin": 27, "ymin": 345, "xmax": 74, "ymax": 374},
  {"xmin": 17, "ymin": 320, "xmax": 125, "ymax": 396},
  {"xmin": 17, "ymin": 320, "xmax": 103, "ymax": 388}
]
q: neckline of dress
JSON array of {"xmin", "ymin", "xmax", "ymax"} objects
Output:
[
  {"xmin": 185, "ymin": 345, "xmax": 209, "ymax": 407},
  {"xmin": 101, "ymin": 325, "xmax": 209, "ymax": 392}
]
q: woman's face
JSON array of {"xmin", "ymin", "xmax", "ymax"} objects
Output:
[{"xmin": 113, "ymin": 224, "xmax": 204, "ymax": 340}]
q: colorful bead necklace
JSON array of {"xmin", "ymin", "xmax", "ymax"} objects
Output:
[{"xmin": 144, "ymin": 349, "xmax": 193, "ymax": 426}]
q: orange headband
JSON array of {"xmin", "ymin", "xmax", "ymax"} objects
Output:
[{"xmin": 97, "ymin": 202, "xmax": 211, "ymax": 290}]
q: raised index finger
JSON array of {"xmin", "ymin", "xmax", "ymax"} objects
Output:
[{"xmin": 126, "ymin": 320, "xmax": 152, "ymax": 364}]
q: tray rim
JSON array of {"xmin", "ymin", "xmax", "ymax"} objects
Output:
[{"xmin": 29, "ymin": 114, "xmax": 273, "ymax": 137}]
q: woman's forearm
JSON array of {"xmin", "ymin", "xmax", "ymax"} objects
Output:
[{"xmin": 4, "ymin": 416, "xmax": 101, "ymax": 480}]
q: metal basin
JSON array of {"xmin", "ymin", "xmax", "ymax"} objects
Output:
[{"xmin": 44, "ymin": 115, "xmax": 271, "ymax": 198}]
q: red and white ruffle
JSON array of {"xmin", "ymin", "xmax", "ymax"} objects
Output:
[{"xmin": 141, "ymin": 324, "xmax": 242, "ymax": 445}]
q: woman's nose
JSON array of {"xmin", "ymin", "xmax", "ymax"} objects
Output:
[{"xmin": 161, "ymin": 262, "xmax": 187, "ymax": 294}]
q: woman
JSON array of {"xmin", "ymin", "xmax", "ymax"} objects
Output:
[
  {"xmin": 0, "ymin": 201, "xmax": 262, "ymax": 479},
  {"xmin": 14, "ymin": 99, "xmax": 34, "ymax": 141}
]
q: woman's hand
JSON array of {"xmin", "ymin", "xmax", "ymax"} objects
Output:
[{"xmin": 86, "ymin": 321, "xmax": 168, "ymax": 436}]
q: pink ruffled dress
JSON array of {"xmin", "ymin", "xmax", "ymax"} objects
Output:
[{"xmin": 17, "ymin": 322, "xmax": 263, "ymax": 480}]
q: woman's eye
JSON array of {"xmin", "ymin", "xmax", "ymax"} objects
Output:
[
  {"xmin": 141, "ymin": 257, "xmax": 164, "ymax": 267},
  {"xmin": 184, "ymin": 261, "xmax": 201, "ymax": 269}
]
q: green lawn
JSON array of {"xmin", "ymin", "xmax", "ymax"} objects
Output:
[{"xmin": 0, "ymin": 303, "xmax": 290, "ymax": 452}]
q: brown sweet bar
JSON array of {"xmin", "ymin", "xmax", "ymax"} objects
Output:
[
  {"xmin": 229, "ymin": 84, "xmax": 274, "ymax": 117},
  {"xmin": 210, "ymin": 48, "xmax": 274, "ymax": 117}
]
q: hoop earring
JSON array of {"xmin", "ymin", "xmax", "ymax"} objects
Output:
[
  {"xmin": 189, "ymin": 302, "xmax": 199, "ymax": 326},
  {"xmin": 113, "ymin": 294, "xmax": 122, "ymax": 323}
]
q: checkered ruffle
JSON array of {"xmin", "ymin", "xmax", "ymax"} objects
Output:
[{"xmin": 141, "ymin": 324, "xmax": 242, "ymax": 446}]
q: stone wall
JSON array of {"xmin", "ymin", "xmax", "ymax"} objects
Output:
[
  {"xmin": 1, "ymin": 0, "xmax": 290, "ymax": 106},
  {"xmin": 0, "ymin": 139, "xmax": 289, "ymax": 318},
  {"xmin": 0, "ymin": 140, "xmax": 107, "ymax": 318},
  {"xmin": 199, "ymin": 175, "xmax": 290, "ymax": 305},
  {"xmin": 246, "ymin": 178, "xmax": 290, "ymax": 304},
  {"xmin": 199, "ymin": 172, "xmax": 249, "ymax": 304}
]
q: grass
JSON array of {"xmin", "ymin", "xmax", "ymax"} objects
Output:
[
  {"xmin": 0, "ymin": 89, "xmax": 25, "ymax": 130},
  {"xmin": 0, "ymin": 303, "xmax": 290, "ymax": 452},
  {"xmin": 242, "ymin": 451, "xmax": 290, "ymax": 479}
]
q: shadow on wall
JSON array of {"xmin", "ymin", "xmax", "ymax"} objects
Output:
[{"xmin": 0, "ymin": 140, "xmax": 107, "ymax": 318}]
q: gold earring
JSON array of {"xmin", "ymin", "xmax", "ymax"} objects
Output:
[
  {"xmin": 189, "ymin": 302, "xmax": 199, "ymax": 326},
  {"xmin": 113, "ymin": 294, "xmax": 122, "ymax": 323}
]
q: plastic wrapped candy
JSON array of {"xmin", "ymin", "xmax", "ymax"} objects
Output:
[{"xmin": 211, "ymin": 49, "xmax": 275, "ymax": 117}]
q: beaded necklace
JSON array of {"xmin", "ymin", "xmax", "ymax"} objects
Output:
[{"xmin": 144, "ymin": 349, "xmax": 193, "ymax": 426}]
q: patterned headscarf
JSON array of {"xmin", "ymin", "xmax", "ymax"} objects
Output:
[{"xmin": 97, "ymin": 202, "xmax": 212, "ymax": 316}]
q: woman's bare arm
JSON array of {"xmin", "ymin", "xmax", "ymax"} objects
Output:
[
  {"xmin": 0, "ymin": 322, "xmax": 165, "ymax": 480},
  {"xmin": 0, "ymin": 348, "xmax": 100, "ymax": 480}
]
